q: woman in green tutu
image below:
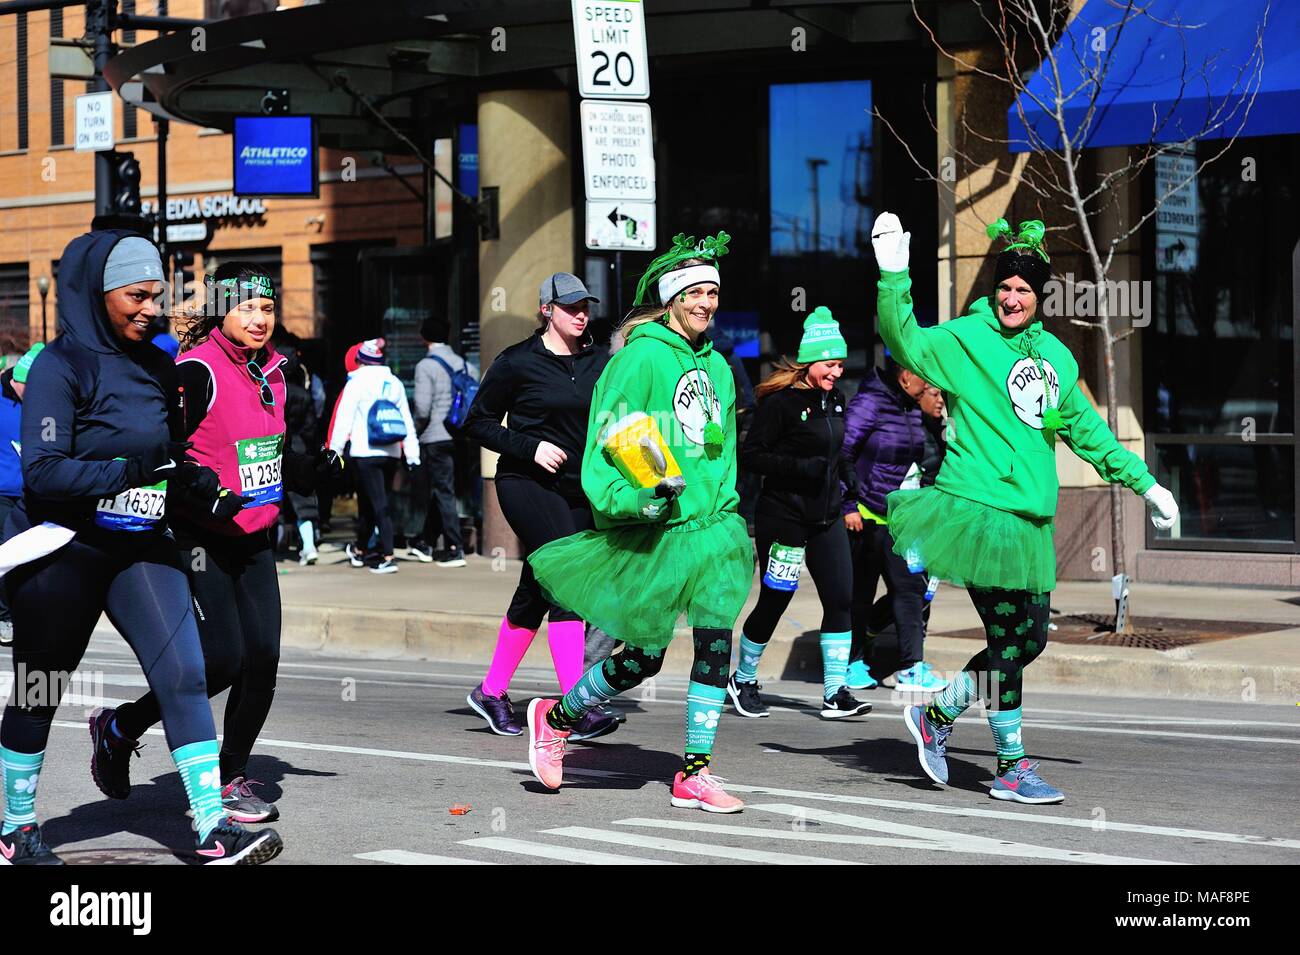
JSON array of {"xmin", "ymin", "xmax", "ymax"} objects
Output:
[
  {"xmin": 870, "ymin": 212, "xmax": 1179, "ymax": 804},
  {"xmin": 524, "ymin": 232, "xmax": 753, "ymax": 813}
]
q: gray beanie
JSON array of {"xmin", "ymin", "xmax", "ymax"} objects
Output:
[{"xmin": 102, "ymin": 236, "xmax": 165, "ymax": 292}]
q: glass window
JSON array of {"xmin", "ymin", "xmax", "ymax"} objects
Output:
[
  {"xmin": 1147, "ymin": 137, "xmax": 1297, "ymax": 436},
  {"xmin": 1153, "ymin": 442, "xmax": 1294, "ymax": 545}
]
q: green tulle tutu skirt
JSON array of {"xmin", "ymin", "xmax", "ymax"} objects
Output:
[
  {"xmin": 529, "ymin": 510, "xmax": 754, "ymax": 651},
  {"xmin": 886, "ymin": 487, "xmax": 1056, "ymax": 593}
]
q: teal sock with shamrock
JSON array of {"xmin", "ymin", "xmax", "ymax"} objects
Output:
[
  {"xmin": 1, "ymin": 746, "xmax": 45, "ymax": 834},
  {"xmin": 820, "ymin": 630, "xmax": 852, "ymax": 698},
  {"xmin": 988, "ymin": 707, "xmax": 1025, "ymax": 776},
  {"xmin": 733, "ymin": 634, "xmax": 767, "ymax": 684},
  {"xmin": 684, "ymin": 682, "xmax": 726, "ymax": 776},
  {"xmin": 549, "ymin": 661, "xmax": 617, "ymax": 729},
  {"xmin": 172, "ymin": 740, "xmax": 225, "ymax": 842},
  {"xmin": 927, "ymin": 669, "xmax": 980, "ymax": 725}
]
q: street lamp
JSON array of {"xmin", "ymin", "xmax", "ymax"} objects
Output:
[{"xmin": 37, "ymin": 274, "xmax": 50, "ymax": 342}]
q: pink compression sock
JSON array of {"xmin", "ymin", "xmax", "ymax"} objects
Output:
[
  {"xmin": 546, "ymin": 619, "xmax": 587, "ymax": 694},
  {"xmin": 481, "ymin": 617, "xmax": 538, "ymax": 696}
]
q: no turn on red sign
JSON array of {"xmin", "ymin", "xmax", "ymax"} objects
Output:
[{"xmin": 572, "ymin": 0, "xmax": 650, "ymax": 100}]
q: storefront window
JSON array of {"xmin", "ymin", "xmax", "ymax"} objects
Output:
[{"xmin": 1145, "ymin": 135, "xmax": 1298, "ymax": 549}]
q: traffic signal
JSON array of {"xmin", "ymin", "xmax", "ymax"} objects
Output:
[
  {"xmin": 172, "ymin": 251, "xmax": 196, "ymax": 306},
  {"xmin": 107, "ymin": 151, "xmax": 142, "ymax": 217}
]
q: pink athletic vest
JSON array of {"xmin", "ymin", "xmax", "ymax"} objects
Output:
[{"xmin": 178, "ymin": 332, "xmax": 287, "ymax": 537}]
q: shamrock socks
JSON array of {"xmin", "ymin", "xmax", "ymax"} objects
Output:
[
  {"xmin": 172, "ymin": 740, "xmax": 225, "ymax": 843},
  {"xmin": 732, "ymin": 634, "xmax": 766, "ymax": 684},
  {"xmin": 988, "ymin": 707, "xmax": 1025, "ymax": 776},
  {"xmin": 820, "ymin": 630, "xmax": 852, "ymax": 698},
  {"xmin": 684, "ymin": 682, "xmax": 726, "ymax": 777},
  {"xmin": 925, "ymin": 669, "xmax": 979, "ymax": 727},
  {"xmin": 1, "ymin": 746, "xmax": 44, "ymax": 835},
  {"xmin": 547, "ymin": 661, "xmax": 617, "ymax": 731}
]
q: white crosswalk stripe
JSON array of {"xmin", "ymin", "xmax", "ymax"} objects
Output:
[
  {"xmin": 460, "ymin": 837, "xmax": 679, "ymax": 864},
  {"xmin": 355, "ymin": 850, "xmax": 496, "ymax": 865},
  {"xmin": 543, "ymin": 825, "xmax": 865, "ymax": 864}
]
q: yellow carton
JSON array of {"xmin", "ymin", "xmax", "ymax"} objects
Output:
[{"xmin": 600, "ymin": 413, "xmax": 683, "ymax": 489}]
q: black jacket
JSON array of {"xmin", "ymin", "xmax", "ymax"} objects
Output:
[
  {"xmin": 464, "ymin": 329, "xmax": 608, "ymax": 496},
  {"xmin": 13, "ymin": 230, "xmax": 182, "ymax": 534},
  {"xmin": 740, "ymin": 385, "xmax": 858, "ymax": 525}
]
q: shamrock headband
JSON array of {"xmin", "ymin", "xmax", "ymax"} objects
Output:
[
  {"xmin": 988, "ymin": 218, "xmax": 1051, "ymax": 300},
  {"xmin": 986, "ymin": 218, "xmax": 1050, "ymax": 263},
  {"xmin": 633, "ymin": 231, "xmax": 730, "ymax": 307}
]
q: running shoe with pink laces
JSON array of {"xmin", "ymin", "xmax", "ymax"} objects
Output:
[
  {"xmin": 670, "ymin": 768, "xmax": 744, "ymax": 813},
  {"xmin": 526, "ymin": 698, "xmax": 569, "ymax": 790}
]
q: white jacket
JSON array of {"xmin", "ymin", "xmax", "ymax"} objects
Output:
[{"xmin": 328, "ymin": 365, "xmax": 420, "ymax": 464}]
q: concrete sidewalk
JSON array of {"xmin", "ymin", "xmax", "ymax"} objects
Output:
[{"xmin": 276, "ymin": 544, "xmax": 1300, "ymax": 704}]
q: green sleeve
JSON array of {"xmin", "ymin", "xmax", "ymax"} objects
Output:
[
  {"xmin": 581, "ymin": 367, "xmax": 652, "ymax": 523},
  {"xmin": 876, "ymin": 269, "xmax": 966, "ymax": 394},
  {"xmin": 1057, "ymin": 382, "xmax": 1155, "ymax": 494}
]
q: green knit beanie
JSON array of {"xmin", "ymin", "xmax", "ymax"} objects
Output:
[
  {"xmin": 796, "ymin": 306, "xmax": 847, "ymax": 363},
  {"xmin": 13, "ymin": 343, "xmax": 45, "ymax": 384}
]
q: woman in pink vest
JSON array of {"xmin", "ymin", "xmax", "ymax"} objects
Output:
[{"xmin": 94, "ymin": 263, "xmax": 341, "ymax": 824}]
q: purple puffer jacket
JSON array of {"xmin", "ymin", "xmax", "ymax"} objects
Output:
[{"xmin": 840, "ymin": 367, "xmax": 927, "ymax": 516}]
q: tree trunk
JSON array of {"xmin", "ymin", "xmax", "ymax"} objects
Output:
[{"xmin": 1096, "ymin": 265, "xmax": 1132, "ymax": 633}]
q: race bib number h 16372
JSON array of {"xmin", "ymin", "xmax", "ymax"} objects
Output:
[{"xmin": 95, "ymin": 480, "xmax": 167, "ymax": 532}]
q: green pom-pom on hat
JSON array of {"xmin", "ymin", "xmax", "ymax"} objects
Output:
[{"xmin": 797, "ymin": 305, "xmax": 847, "ymax": 363}]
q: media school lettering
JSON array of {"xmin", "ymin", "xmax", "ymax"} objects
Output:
[{"xmin": 141, "ymin": 194, "xmax": 269, "ymax": 220}]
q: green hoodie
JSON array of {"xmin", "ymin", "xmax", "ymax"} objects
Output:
[
  {"xmin": 877, "ymin": 268, "xmax": 1154, "ymax": 520},
  {"xmin": 582, "ymin": 320, "xmax": 739, "ymax": 528}
]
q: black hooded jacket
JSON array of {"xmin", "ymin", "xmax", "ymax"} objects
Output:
[{"xmin": 11, "ymin": 230, "xmax": 182, "ymax": 534}]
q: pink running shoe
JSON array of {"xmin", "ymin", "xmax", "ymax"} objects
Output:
[
  {"xmin": 670, "ymin": 768, "xmax": 744, "ymax": 813},
  {"xmin": 527, "ymin": 698, "xmax": 569, "ymax": 790}
]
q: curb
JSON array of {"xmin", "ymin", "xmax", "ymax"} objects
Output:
[{"xmin": 281, "ymin": 605, "xmax": 1300, "ymax": 704}]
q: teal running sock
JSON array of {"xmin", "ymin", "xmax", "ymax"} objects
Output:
[
  {"xmin": 1, "ymin": 747, "xmax": 45, "ymax": 835},
  {"xmin": 733, "ymin": 634, "xmax": 766, "ymax": 684},
  {"xmin": 929, "ymin": 670, "xmax": 979, "ymax": 724},
  {"xmin": 988, "ymin": 707, "xmax": 1025, "ymax": 775},
  {"xmin": 684, "ymin": 681, "xmax": 727, "ymax": 774},
  {"xmin": 550, "ymin": 661, "xmax": 617, "ymax": 728},
  {"xmin": 172, "ymin": 740, "xmax": 226, "ymax": 843},
  {"xmin": 820, "ymin": 630, "xmax": 852, "ymax": 698}
]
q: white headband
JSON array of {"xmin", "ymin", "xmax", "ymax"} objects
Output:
[{"xmin": 658, "ymin": 265, "xmax": 720, "ymax": 305}]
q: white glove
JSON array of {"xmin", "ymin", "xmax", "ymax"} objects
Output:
[
  {"xmin": 871, "ymin": 211, "xmax": 911, "ymax": 272},
  {"xmin": 1143, "ymin": 483, "xmax": 1178, "ymax": 530}
]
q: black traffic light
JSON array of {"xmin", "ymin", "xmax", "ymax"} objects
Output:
[
  {"xmin": 107, "ymin": 151, "xmax": 142, "ymax": 217},
  {"xmin": 172, "ymin": 251, "xmax": 195, "ymax": 298}
]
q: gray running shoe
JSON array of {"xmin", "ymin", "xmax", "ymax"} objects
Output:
[
  {"xmin": 903, "ymin": 704, "xmax": 953, "ymax": 785},
  {"xmin": 989, "ymin": 759, "xmax": 1064, "ymax": 804},
  {"xmin": 221, "ymin": 777, "xmax": 280, "ymax": 823}
]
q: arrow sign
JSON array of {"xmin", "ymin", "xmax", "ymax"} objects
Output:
[{"xmin": 586, "ymin": 200, "xmax": 655, "ymax": 251}]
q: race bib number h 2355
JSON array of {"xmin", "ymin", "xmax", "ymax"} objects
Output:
[{"xmin": 235, "ymin": 434, "xmax": 284, "ymax": 506}]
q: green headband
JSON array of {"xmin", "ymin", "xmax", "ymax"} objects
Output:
[
  {"xmin": 214, "ymin": 274, "xmax": 277, "ymax": 301},
  {"xmin": 986, "ymin": 218, "xmax": 1051, "ymax": 263},
  {"xmin": 632, "ymin": 231, "xmax": 730, "ymax": 307}
]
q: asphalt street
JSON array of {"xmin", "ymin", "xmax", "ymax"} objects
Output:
[{"xmin": 3, "ymin": 629, "xmax": 1298, "ymax": 865}]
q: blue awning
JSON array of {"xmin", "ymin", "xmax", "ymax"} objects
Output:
[{"xmin": 1007, "ymin": 0, "xmax": 1300, "ymax": 152}]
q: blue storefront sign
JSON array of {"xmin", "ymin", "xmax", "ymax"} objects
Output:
[{"xmin": 233, "ymin": 115, "xmax": 318, "ymax": 197}]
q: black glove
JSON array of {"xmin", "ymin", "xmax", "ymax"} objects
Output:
[
  {"xmin": 210, "ymin": 488, "xmax": 249, "ymax": 521},
  {"xmin": 123, "ymin": 440, "xmax": 191, "ymax": 487},
  {"xmin": 174, "ymin": 461, "xmax": 221, "ymax": 503},
  {"xmin": 315, "ymin": 447, "xmax": 345, "ymax": 484},
  {"xmin": 654, "ymin": 476, "xmax": 685, "ymax": 500}
]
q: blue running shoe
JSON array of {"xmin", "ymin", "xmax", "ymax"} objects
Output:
[
  {"xmin": 989, "ymin": 759, "xmax": 1064, "ymax": 804},
  {"xmin": 846, "ymin": 660, "xmax": 878, "ymax": 690},
  {"xmin": 903, "ymin": 704, "xmax": 952, "ymax": 785},
  {"xmin": 893, "ymin": 664, "xmax": 948, "ymax": 692}
]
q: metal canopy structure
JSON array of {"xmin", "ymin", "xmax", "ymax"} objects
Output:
[{"xmin": 103, "ymin": 0, "xmax": 992, "ymax": 148}]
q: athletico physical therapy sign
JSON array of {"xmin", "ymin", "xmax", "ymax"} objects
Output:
[{"xmin": 232, "ymin": 115, "xmax": 318, "ymax": 197}]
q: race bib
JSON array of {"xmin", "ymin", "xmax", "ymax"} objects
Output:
[
  {"xmin": 763, "ymin": 542, "xmax": 805, "ymax": 592},
  {"xmin": 235, "ymin": 434, "xmax": 284, "ymax": 506},
  {"xmin": 96, "ymin": 479, "xmax": 167, "ymax": 532}
]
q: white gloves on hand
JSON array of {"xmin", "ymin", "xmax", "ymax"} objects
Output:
[
  {"xmin": 1143, "ymin": 483, "xmax": 1179, "ymax": 530},
  {"xmin": 871, "ymin": 212, "xmax": 911, "ymax": 272}
]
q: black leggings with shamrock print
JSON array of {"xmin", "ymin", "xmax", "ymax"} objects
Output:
[
  {"xmin": 960, "ymin": 587, "xmax": 1050, "ymax": 711},
  {"xmin": 599, "ymin": 627, "xmax": 732, "ymax": 692}
]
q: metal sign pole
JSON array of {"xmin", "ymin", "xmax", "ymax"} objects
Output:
[{"xmin": 615, "ymin": 251, "xmax": 624, "ymax": 321}]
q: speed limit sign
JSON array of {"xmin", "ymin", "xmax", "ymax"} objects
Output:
[{"xmin": 572, "ymin": 0, "xmax": 650, "ymax": 100}]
